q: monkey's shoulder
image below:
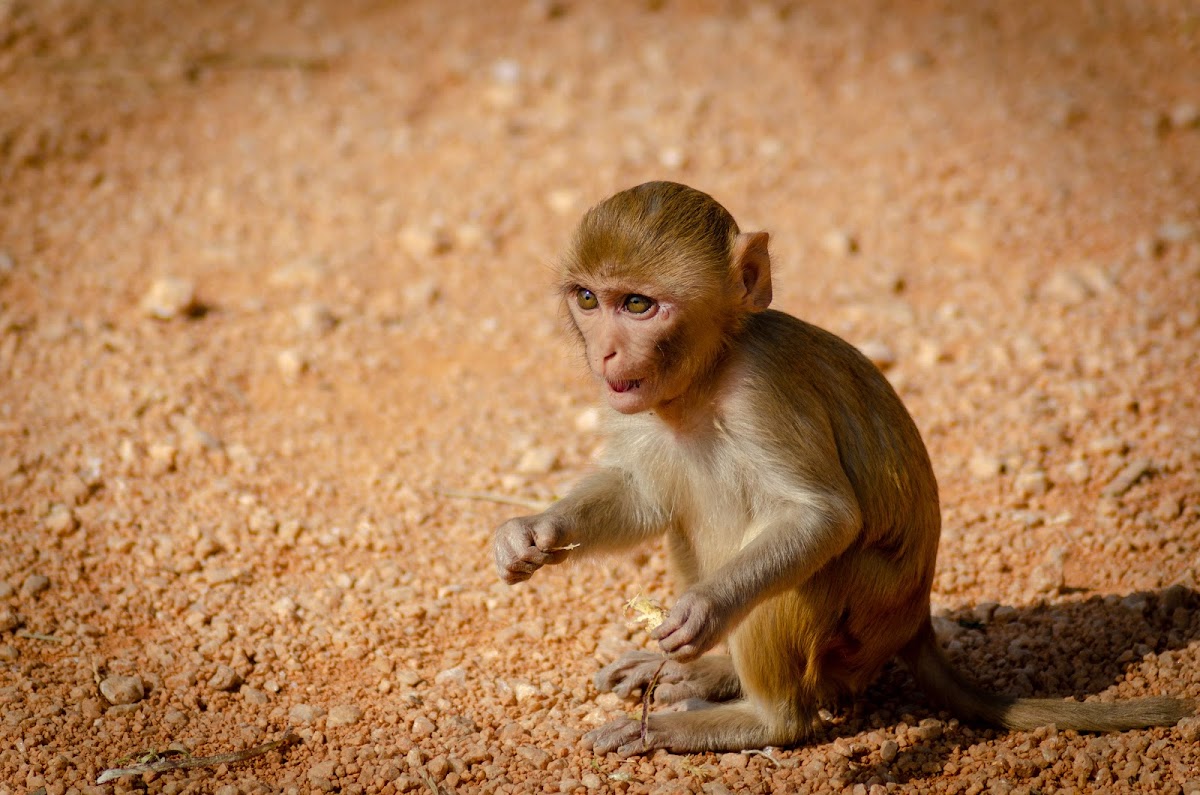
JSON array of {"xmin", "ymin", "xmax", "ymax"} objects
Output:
[{"xmin": 738, "ymin": 310, "xmax": 893, "ymax": 398}]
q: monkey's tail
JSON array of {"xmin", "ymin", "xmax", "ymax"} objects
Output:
[{"xmin": 902, "ymin": 618, "xmax": 1196, "ymax": 732}]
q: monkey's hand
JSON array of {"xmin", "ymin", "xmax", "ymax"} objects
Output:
[
  {"xmin": 651, "ymin": 589, "xmax": 729, "ymax": 663},
  {"xmin": 493, "ymin": 514, "xmax": 572, "ymax": 585}
]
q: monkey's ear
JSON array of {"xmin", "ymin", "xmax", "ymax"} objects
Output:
[{"xmin": 732, "ymin": 232, "xmax": 772, "ymax": 312}]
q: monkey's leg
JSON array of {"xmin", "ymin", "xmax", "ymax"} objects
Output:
[
  {"xmin": 587, "ymin": 599, "xmax": 816, "ymax": 755},
  {"xmin": 595, "ymin": 651, "xmax": 741, "ymax": 704}
]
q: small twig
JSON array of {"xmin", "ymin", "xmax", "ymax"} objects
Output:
[
  {"xmin": 16, "ymin": 631, "xmax": 64, "ymax": 643},
  {"xmin": 97, "ymin": 731, "xmax": 299, "ymax": 784},
  {"xmin": 640, "ymin": 660, "xmax": 669, "ymax": 745},
  {"xmin": 435, "ymin": 488, "xmax": 551, "ymax": 513},
  {"xmin": 743, "ymin": 748, "xmax": 791, "ymax": 768},
  {"xmin": 415, "ymin": 768, "xmax": 443, "ymax": 795}
]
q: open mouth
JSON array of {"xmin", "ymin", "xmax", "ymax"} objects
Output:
[{"xmin": 607, "ymin": 379, "xmax": 641, "ymax": 394}]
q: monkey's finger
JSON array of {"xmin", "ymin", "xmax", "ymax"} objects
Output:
[{"xmin": 584, "ymin": 719, "xmax": 643, "ymax": 755}]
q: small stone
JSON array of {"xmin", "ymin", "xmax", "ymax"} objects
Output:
[
  {"xmin": 426, "ymin": 754, "xmax": 451, "ymax": 780},
  {"xmin": 327, "ymin": 704, "xmax": 363, "ymax": 727},
  {"xmin": 858, "ymin": 341, "xmax": 897, "ymax": 371},
  {"xmin": 719, "ymin": 752, "xmax": 749, "ymax": 769},
  {"xmin": 400, "ymin": 225, "xmax": 452, "ymax": 259},
  {"xmin": 1073, "ymin": 751, "xmax": 1096, "ymax": 776},
  {"xmin": 575, "ymin": 407, "xmax": 601, "ymax": 432},
  {"xmin": 241, "ymin": 686, "xmax": 269, "ymax": 705},
  {"xmin": 516, "ymin": 745, "xmax": 551, "ymax": 769},
  {"xmin": 100, "ymin": 675, "xmax": 145, "ymax": 706},
  {"xmin": 0, "ymin": 645, "xmax": 17, "ymax": 661},
  {"xmin": 434, "ymin": 666, "xmax": 468, "ymax": 687},
  {"xmin": 293, "ymin": 301, "xmax": 336, "ymax": 335},
  {"xmin": 916, "ymin": 718, "xmax": 944, "ymax": 740},
  {"xmin": 208, "ymin": 664, "xmax": 243, "ymax": 691},
  {"xmin": 148, "ymin": 443, "xmax": 178, "ymax": 474},
  {"xmin": 289, "ymin": 703, "xmax": 326, "ymax": 723},
  {"xmin": 581, "ymin": 772, "xmax": 603, "ymax": 789},
  {"xmin": 516, "ymin": 446, "xmax": 558, "ymax": 475},
  {"xmin": 1039, "ymin": 270, "xmax": 1093, "ymax": 306},
  {"xmin": 403, "ymin": 278, "xmax": 441, "ymax": 308},
  {"xmin": 880, "ymin": 739, "xmax": 900, "ymax": 763},
  {"xmin": 1121, "ymin": 593, "xmax": 1150, "ymax": 614},
  {"xmin": 274, "ymin": 348, "xmax": 304, "ymax": 379},
  {"xmin": 270, "ymin": 258, "xmax": 326, "ymax": 288},
  {"xmin": 1158, "ymin": 220, "xmax": 1196, "ymax": 244},
  {"xmin": 43, "ymin": 504, "xmax": 79, "ymax": 535},
  {"xmin": 141, "ymin": 276, "xmax": 197, "ymax": 320},
  {"xmin": 20, "ymin": 574, "xmax": 50, "ymax": 597},
  {"xmin": 308, "ymin": 760, "xmax": 337, "ymax": 788},
  {"xmin": 547, "ymin": 188, "xmax": 580, "ymax": 216},
  {"xmin": 1154, "ymin": 496, "xmax": 1182, "ymax": 521},
  {"xmin": 412, "ymin": 715, "xmax": 436, "ymax": 737},
  {"xmin": 1014, "ymin": 470, "xmax": 1049, "ymax": 498},
  {"xmin": 1178, "ymin": 716, "xmax": 1200, "ymax": 743},
  {"xmin": 1063, "ymin": 459, "xmax": 1090, "ymax": 484},
  {"xmin": 0, "ymin": 250, "xmax": 13, "ymax": 277},
  {"xmin": 968, "ymin": 452, "xmax": 1003, "ymax": 480},
  {"xmin": 1170, "ymin": 102, "xmax": 1200, "ymax": 130},
  {"xmin": 658, "ymin": 146, "xmax": 686, "ymax": 170},
  {"xmin": 1103, "ymin": 458, "xmax": 1154, "ymax": 498},
  {"xmin": 0, "ymin": 609, "xmax": 22, "ymax": 633},
  {"xmin": 821, "ymin": 229, "xmax": 859, "ymax": 257}
]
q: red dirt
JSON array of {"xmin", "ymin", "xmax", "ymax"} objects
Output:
[{"xmin": 2, "ymin": 2, "xmax": 1199, "ymax": 793}]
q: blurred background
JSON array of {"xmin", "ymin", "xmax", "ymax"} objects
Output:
[{"xmin": 1, "ymin": 1, "xmax": 1198, "ymax": 791}]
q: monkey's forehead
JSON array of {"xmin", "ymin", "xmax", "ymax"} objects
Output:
[{"xmin": 560, "ymin": 257, "xmax": 726, "ymax": 298}]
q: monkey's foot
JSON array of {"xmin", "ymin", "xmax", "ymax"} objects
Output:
[
  {"xmin": 594, "ymin": 651, "xmax": 741, "ymax": 704},
  {"xmin": 585, "ymin": 699, "xmax": 798, "ymax": 755}
]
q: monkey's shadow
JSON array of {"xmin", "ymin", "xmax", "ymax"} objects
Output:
[{"xmin": 821, "ymin": 586, "xmax": 1199, "ymax": 787}]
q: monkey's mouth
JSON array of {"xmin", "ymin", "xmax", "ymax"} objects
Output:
[{"xmin": 607, "ymin": 379, "xmax": 642, "ymax": 394}]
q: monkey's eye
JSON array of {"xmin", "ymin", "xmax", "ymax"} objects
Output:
[
  {"xmin": 623, "ymin": 294, "xmax": 655, "ymax": 314},
  {"xmin": 576, "ymin": 288, "xmax": 599, "ymax": 310}
]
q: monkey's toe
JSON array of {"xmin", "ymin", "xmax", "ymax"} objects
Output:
[
  {"xmin": 585, "ymin": 717, "xmax": 651, "ymax": 756},
  {"xmin": 594, "ymin": 651, "xmax": 685, "ymax": 699}
]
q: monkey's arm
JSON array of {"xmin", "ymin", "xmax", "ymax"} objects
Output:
[
  {"xmin": 654, "ymin": 403, "xmax": 863, "ymax": 660},
  {"xmin": 493, "ymin": 466, "xmax": 666, "ymax": 585}
]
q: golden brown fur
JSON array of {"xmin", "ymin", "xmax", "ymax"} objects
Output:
[{"xmin": 493, "ymin": 182, "xmax": 1195, "ymax": 755}]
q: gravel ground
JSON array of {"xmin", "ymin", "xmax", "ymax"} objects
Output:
[{"xmin": 2, "ymin": 1, "xmax": 1199, "ymax": 793}]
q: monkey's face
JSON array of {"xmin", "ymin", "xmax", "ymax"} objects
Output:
[{"xmin": 566, "ymin": 281, "xmax": 711, "ymax": 415}]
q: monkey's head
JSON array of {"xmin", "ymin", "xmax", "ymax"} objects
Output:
[{"xmin": 559, "ymin": 181, "xmax": 772, "ymax": 415}]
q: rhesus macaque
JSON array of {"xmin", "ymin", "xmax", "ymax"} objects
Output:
[{"xmin": 493, "ymin": 181, "xmax": 1195, "ymax": 755}]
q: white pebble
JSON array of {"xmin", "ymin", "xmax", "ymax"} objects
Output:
[
  {"xmin": 968, "ymin": 453, "xmax": 1003, "ymax": 480},
  {"xmin": 100, "ymin": 675, "xmax": 145, "ymax": 705},
  {"xmin": 208, "ymin": 664, "xmax": 243, "ymax": 691},
  {"xmin": 0, "ymin": 609, "xmax": 21, "ymax": 633},
  {"xmin": 517, "ymin": 446, "xmax": 558, "ymax": 475},
  {"xmin": 1063, "ymin": 459, "xmax": 1090, "ymax": 484},
  {"xmin": 289, "ymin": 703, "xmax": 326, "ymax": 723},
  {"xmin": 548, "ymin": 188, "xmax": 579, "ymax": 216},
  {"xmin": 327, "ymin": 704, "xmax": 363, "ymax": 727},
  {"xmin": 412, "ymin": 715, "xmax": 436, "ymax": 737},
  {"xmin": 434, "ymin": 666, "xmax": 468, "ymax": 687},
  {"xmin": 20, "ymin": 574, "xmax": 50, "ymax": 597},
  {"xmin": 141, "ymin": 276, "xmax": 196, "ymax": 320},
  {"xmin": 293, "ymin": 302, "xmax": 336, "ymax": 335},
  {"xmin": 1014, "ymin": 470, "xmax": 1049, "ymax": 498},
  {"xmin": 1169, "ymin": 102, "xmax": 1199, "ymax": 129},
  {"xmin": 821, "ymin": 229, "xmax": 859, "ymax": 257},
  {"xmin": 857, "ymin": 341, "xmax": 897, "ymax": 370},
  {"xmin": 574, "ymin": 407, "xmax": 602, "ymax": 432},
  {"xmin": 43, "ymin": 504, "xmax": 78, "ymax": 535}
]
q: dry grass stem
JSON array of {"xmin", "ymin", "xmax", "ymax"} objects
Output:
[
  {"xmin": 96, "ymin": 731, "xmax": 300, "ymax": 784},
  {"xmin": 436, "ymin": 488, "xmax": 551, "ymax": 512}
]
